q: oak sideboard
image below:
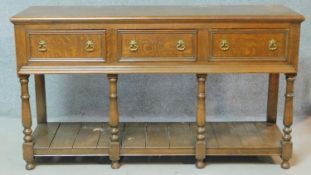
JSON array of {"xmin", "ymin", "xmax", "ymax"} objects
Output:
[{"xmin": 10, "ymin": 5, "xmax": 304, "ymax": 170}]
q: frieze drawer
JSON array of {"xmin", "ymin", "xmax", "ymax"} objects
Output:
[
  {"xmin": 117, "ymin": 30, "xmax": 197, "ymax": 62},
  {"xmin": 209, "ymin": 29, "xmax": 288, "ymax": 61},
  {"xmin": 28, "ymin": 30, "xmax": 106, "ymax": 62}
]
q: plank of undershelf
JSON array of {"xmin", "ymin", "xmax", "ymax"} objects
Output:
[
  {"xmin": 97, "ymin": 123, "xmax": 110, "ymax": 148},
  {"xmin": 122, "ymin": 123, "xmax": 146, "ymax": 148},
  {"xmin": 206, "ymin": 122, "xmax": 218, "ymax": 148},
  {"xmin": 50, "ymin": 123, "xmax": 81, "ymax": 149},
  {"xmin": 254, "ymin": 122, "xmax": 282, "ymax": 147},
  {"xmin": 235, "ymin": 122, "xmax": 265, "ymax": 147},
  {"xmin": 146, "ymin": 123, "xmax": 169, "ymax": 148},
  {"xmin": 212, "ymin": 122, "xmax": 242, "ymax": 148},
  {"xmin": 169, "ymin": 123, "xmax": 194, "ymax": 148},
  {"xmin": 33, "ymin": 123, "xmax": 60, "ymax": 149},
  {"xmin": 73, "ymin": 123, "xmax": 102, "ymax": 149}
]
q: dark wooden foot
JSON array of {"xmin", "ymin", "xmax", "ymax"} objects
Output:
[
  {"xmin": 281, "ymin": 160, "xmax": 290, "ymax": 169},
  {"xmin": 26, "ymin": 162, "xmax": 36, "ymax": 170},
  {"xmin": 111, "ymin": 160, "xmax": 121, "ymax": 169},
  {"xmin": 195, "ymin": 160, "xmax": 205, "ymax": 169}
]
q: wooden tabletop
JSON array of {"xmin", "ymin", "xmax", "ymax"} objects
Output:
[{"xmin": 11, "ymin": 5, "xmax": 304, "ymax": 23}]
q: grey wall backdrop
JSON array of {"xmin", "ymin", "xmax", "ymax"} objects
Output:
[{"xmin": 1, "ymin": 0, "xmax": 310, "ymax": 123}]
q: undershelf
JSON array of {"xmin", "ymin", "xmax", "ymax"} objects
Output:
[{"xmin": 32, "ymin": 122, "xmax": 282, "ymax": 156}]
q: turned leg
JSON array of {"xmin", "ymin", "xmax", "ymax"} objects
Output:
[
  {"xmin": 107, "ymin": 74, "xmax": 120, "ymax": 169},
  {"xmin": 19, "ymin": 75, "xmax": 36, "ymax": 170},
  {"xmin": 195, "ymin": 74, "xmax": 207, "ymax": 168},
  {"xmin": 281, "ymin": 74, "xmax": 296, "ymax": 169},
  {"xmin": 267, "ymin": 74, "xmax": 279, "ymax": 123},
  {"xmin": 35, "ymin": 75, "xmax": 47, "ymax": 124}
]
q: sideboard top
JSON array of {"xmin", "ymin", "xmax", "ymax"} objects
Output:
[{"xmin": 11, "ymin": 5, "xmax": 304, "ymax": 23}]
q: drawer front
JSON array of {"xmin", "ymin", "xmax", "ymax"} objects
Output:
[
  {"xmin": 209, "ymin": 29, "xmax": 288, "ymax": 61},
  {"xmin": 117, "ymin": 30, "xmax": 197, "ymax": 62},
  {"xmin": 28, "ymin": 30, "xmax": 106, "ymax": 62}
]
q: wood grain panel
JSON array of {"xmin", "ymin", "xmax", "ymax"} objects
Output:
[
  {"xmin": 231, "ymin": 122, "xmax": 263, "ymax": 147},
  {"xmin": 206, "ymin": 123, "xmax": 218, "ymax": 148},
  {"xmin": 118, "ymin": 30, "xmax": 197, "ymax": 62},
  {"xmin": 50, "ymin": 123, "xmax": 81, "ymax": 149},
  {"xmin": 73, "ymin": 123, "xmax": 102, "ymax": 149},
  {"xmin": 28, "ymin": 30, "xmax": 106, "ymax": 61},
  {"xmin": 169, "ymin": 123, "xmax": 194, "ymax": 148},
  {"xmin": 212, "ymin": 122, "xmax": 242, "ymax": 148},
  {"xmin": 255, "ymin": 122, "xmax": 282, "ymax": 147},
  {"xmin": 33, "ymin": 123, "xmax": 59, "ymax": 149},
  {"xmin": 146, "ymin": 123, "xmax": 169, "ymax": 148},
  {"xmin": 97, "ymin": 123, "xmax": 110, "ymax": 148},
  {"xmin": 122, "ymin": 123, "xmax": 146, "ymax": 148},
  {"xmin": 210, "ymin": 29, "xmax": 288, "ymax": 61}
]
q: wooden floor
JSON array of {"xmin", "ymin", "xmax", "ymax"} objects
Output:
[{"xmin": 32, "ymin": 122, "xmax": 282, "ymax": 156}]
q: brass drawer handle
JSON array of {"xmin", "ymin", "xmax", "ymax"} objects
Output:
[
  {"xmin": 129, "ymin": 40, "xmax": 138, "ymax": 52},
  {"xmin": 269, "ymin": 39, "xmax": 278, "ymax": 51},
  {"xmin": 85, "ymin": 40, "xmax": 95, "ymax": 52},
  {"xmin": 38, "ymin": 40, "xmax": 47, "ymax": 52},
  {"xmin": 220, "ymin": 39, "xmax": 230, "ymax": 51},
  {"xmin": 176, "ymin": 40, "xmax": 186, "ymax": 51}
]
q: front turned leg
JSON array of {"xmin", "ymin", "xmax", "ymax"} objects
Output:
[
  {"xmin": 19, "ymin": 75, "xmax": 36, "ymax": 170},
  {"xmin": 107, "ymin": 74, "xmax": 120, "ymax": 169},
  {"xmin": 281, "ymin": 74, "xmax": 296, "ymax": 169},
  {"xmin": 195, "ymin": 74, "xmax": 207, "ymax": 168}
]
